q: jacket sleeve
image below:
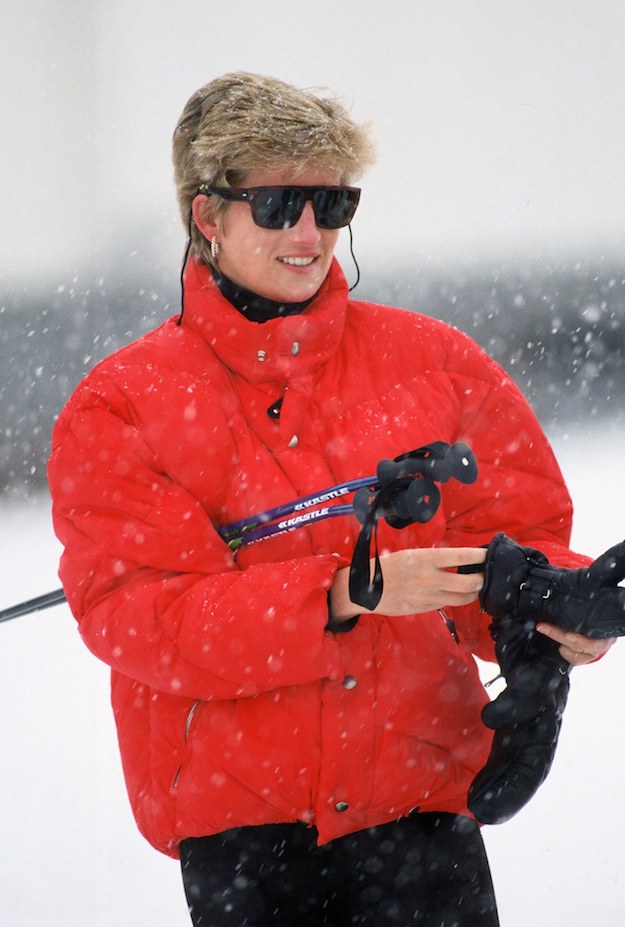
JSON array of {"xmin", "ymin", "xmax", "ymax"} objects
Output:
[
  {"xmin": 48, "ymin": 391, "xmax": 344, "ymax": 702},
  {"xmin": 437, "ymin": 326, "xmax": 591, "ymax": 659}
]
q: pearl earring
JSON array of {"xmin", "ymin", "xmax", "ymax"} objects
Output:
[{"xmin": 210, "ymin": 236, "xmax": 221, "ymax": 259}]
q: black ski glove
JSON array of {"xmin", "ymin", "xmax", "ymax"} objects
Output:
[
  {"xmin": 468, "ymin": 607, "xmax": 570, "ymax": 824},
  {"xmin": 479, "ymin": 532, "xmax": 625, "ymax": 639}
]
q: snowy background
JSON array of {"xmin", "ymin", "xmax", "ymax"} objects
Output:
[
  {"xmin": 2, "ymin": 1, "xmax": 625, "ymax": 924},
  {"xmin": 1, "ymin": 429, "xmax": 624, "ymax": 927}
]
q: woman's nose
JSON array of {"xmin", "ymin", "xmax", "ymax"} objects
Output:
[{"xmin": 291, "ymin": 201, "xmax": 321, "ymax": 240}]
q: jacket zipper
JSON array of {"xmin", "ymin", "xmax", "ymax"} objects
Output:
[
  {"xmin": 172, "ymin": 698, "xmax": 202, "ymax": 790},
  {"xmin": 437, "ymin": 608, "xmax": 460, "ymax": 643}
]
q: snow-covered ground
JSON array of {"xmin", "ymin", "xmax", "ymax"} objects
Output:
[{"xmin": 0, "ymin": 422, "xmax": 623, "ymax": 926}]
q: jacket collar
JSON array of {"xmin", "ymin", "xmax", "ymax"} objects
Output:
[{"xmin": 180, "ymin": 256, "xmax": 349, "ymax": 386}]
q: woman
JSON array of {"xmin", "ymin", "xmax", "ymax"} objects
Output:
[{"xmin": 48, "ymin": 72, "xmax": 609, "ymax": 926}]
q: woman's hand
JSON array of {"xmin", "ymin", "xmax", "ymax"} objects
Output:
[
  {"xmin": 329, "ymin": 547, "xmax": 486, "ymax": 622},
  {"xmin": 537, "ymin": 622, "xmax": 616, "ymax": 666}
]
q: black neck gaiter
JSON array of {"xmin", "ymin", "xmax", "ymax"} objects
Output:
[{"xmin": 210, "ymin": 266, "xmax": 318, "ymax": 323}]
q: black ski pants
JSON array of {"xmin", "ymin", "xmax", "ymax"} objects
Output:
[{"xmin": 179, "ymin": 812, "xmax": 499, "ymax": 926}]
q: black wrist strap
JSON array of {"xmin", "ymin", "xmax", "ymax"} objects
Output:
[{"xmin": 519, "ymin": 566, "xmax": 556, "ymax": 618}]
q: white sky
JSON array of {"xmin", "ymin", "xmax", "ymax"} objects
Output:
[{"xmin": 3, "ymin": 0, "xmax": 625, "ymax": 281}]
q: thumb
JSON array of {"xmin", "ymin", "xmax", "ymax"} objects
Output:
[
  {"xmin": 482, "ymin": 687, "xmax": 545, "ymax": 729},
  {"xmin": 481, "ymin": 659, "xmax": 562, "ymax": 729},
  {"xmin": 588, "ymin": 540, "xmax": 625, "ymax": 586}
]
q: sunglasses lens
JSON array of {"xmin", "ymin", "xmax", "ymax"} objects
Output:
[
  {"xmin": 252, "ymin": 189, "xmax": 305, "ymax": 229},
  {"xmin": 313, "ymin": 188, "xmax": 360, "ymax": 228},
  {"xmin": 247, "ymin": 187, "xmax": 360, "ymax": 230}
]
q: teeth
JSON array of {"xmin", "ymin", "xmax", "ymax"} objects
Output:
[{"xmin": 279, "ymin": 256, "xmax": 315, "ymax": 266}]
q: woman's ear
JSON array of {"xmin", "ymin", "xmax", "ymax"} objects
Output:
[{"xmin": 191, "ymin": 194, "xmax": 219, "ymax": 240}]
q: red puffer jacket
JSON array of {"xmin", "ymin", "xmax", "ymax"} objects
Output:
[{"xmin": 48, "ymin": 257, "xmax": 587, "ymax": 858}]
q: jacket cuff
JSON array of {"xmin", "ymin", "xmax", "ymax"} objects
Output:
[
  {"xmin": 325, "ymin": 591, "xmax": 359, "ymax": 633},
  {"xmin": 325, "ymin": 614, "xmax": 360, "ymax": 634}
]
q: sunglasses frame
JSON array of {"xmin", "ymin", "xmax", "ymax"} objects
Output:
[{"xmin": 197, "ymin": 184, "xmax": 361, "ymax": 230}]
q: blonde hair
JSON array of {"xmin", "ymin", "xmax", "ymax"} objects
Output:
[{"xmin": 172, "ymin": 71, "xmax": 376, "ymax": 264}]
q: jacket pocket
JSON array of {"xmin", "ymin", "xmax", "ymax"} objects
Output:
[{"xmin": 172, "ymin": 698, "xmax": 203, "ymax": 790}]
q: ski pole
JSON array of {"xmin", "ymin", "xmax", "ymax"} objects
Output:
[
  {"xmin": 0, "ymin": 496, "xmax": 360, "ymax": 622},
  {"xmin": 1, "ymin": 442, "xmax": 477, "ymax": 622},
  {"xmin": 0, "ymin": 587, "xmax": 68, "ymax": 624},
  {"xmin": 223, "ymin": 503, "xmax": 356, "ymax": 550},
  {"xmin": 219, "ymin": 474, "xmax": 376, "ymax": 540},
  {"xmin": 217, "ymin": 441, "xmax": 476, "ymax": 542}
]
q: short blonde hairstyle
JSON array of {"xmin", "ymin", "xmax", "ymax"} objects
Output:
[{"xmin": 172, "ymin": 71, "xmax": 376, "ymax": 264}]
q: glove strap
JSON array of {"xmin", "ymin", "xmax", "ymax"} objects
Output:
[{"xmin": 519, "ymin": 565, "xmax": 555, "ymax": 618}]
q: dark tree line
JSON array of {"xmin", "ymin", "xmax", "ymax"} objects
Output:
[{"xmin": 2, "ymin": 258, "xmax": 623, "ymax": 498}]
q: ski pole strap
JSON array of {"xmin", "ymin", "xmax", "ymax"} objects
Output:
[{"xmin": 348, "ymin": 490, "xmax": 388, "ymax": 610}]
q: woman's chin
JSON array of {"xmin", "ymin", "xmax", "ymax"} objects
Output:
[{"xmin": 270, "ymin": 267, "xmax": 327, "ymax": 302}]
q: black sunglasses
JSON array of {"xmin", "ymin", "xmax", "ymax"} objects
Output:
[{"xmin": 197, "ymin": 184, "xmax": 361, "ymax": 230}]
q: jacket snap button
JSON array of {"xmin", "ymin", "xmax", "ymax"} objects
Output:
[
  {"xmin": 290, "ymin": 341, "xmax": 300, "ymax": 356},
  {"xmin": 257, "ymin": 350, "xmax": 267, "ymax": 361},
  {"xmin": 334, "ymin": 801, "xmax": 349, "ymax": 813},
  {"xmin": 342, "ymin": 675, "xmax": 357, "ymax": 690},
  {"xmin": 288, "ymin": 435, "xmax": 299, "ymax": 448}
]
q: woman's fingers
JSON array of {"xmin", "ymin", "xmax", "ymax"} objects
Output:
[
  {"xmin": 537, "ymin": 623, "xmax": 616, "ymax": 665},
  {"xmin": 330, "ymin": 546, "xmax": 488, "ymax": 619},
  {"xmin": 373, "ymin": 547, "xmax": 486, "ymax": 615}
]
